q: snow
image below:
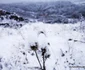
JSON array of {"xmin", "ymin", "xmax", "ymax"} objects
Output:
[{"xmin": 0, "ymin": 22, "xmax": 85, "ymax": 70}]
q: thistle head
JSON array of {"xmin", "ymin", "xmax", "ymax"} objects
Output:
[{"xmin": 30, "ymin": 42, "xmax": 38, "ymax": 51}]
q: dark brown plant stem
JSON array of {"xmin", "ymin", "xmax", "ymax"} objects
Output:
[
  {"xmin": 43, "ymin": 52, "xmax": 46, "ymax": 70},
  {"xmin": 35, "ymin": 50, "xmax": 42, "ymax": 69}
]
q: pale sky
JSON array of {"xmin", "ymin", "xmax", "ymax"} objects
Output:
[{"xmin": 0, "ymin": 0, "xmax": 84, "ymax": 4}]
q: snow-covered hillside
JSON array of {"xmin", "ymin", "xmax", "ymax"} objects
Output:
[
  {"xmin": 0, "ymin": 9, "xmax": 28, "ymax": 29},
  {"xmin": 1, "ymin": 1, "xmax": 85, "ymax": 24},
  {"xmin": 0, "ymin": 22, "xmax": 85, "ymax": 70}
]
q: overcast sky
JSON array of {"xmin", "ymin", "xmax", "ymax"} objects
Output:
[{"xmin": 0, "ymin": 0, "xmax": 84, "ymax": 4}]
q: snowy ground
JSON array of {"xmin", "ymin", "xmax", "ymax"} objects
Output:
[{"xmin": 0, "ymin": 22, "xmax": 85, "ymax": 70}]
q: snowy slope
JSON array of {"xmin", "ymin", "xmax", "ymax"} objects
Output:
[{"xmin": 0, "ymin": 22, "xmax": 85, "ymax": 70}]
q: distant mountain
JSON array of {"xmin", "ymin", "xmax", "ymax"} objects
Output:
[{"xmin": 0, "ymin": 1, "xmax": 85, "ymax": 23}]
